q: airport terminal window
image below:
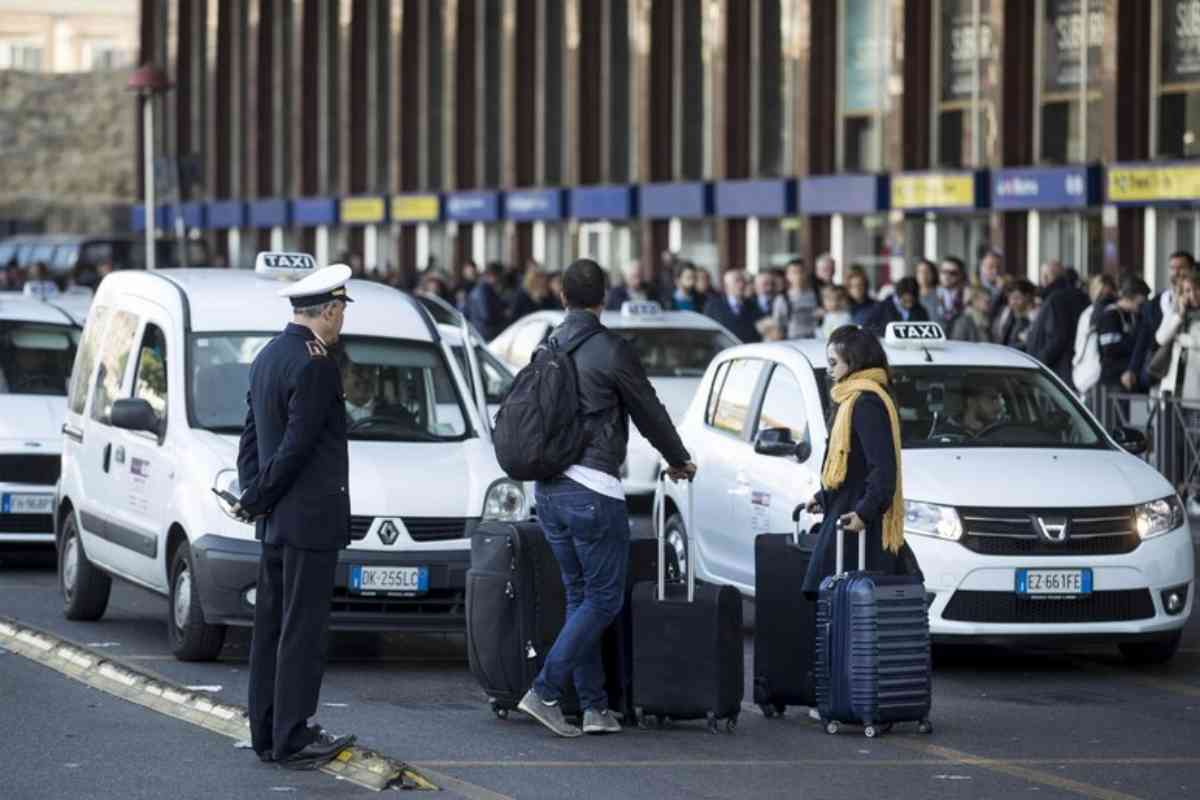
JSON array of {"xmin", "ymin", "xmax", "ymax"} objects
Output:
[
  {"xmin": 1036, "ymin": 0, "xmax": 1104, "ymax": 163},
  {"xmin": 1156, "ymin": 0, "xmax": 1200, "ymax": 158},
  {"xmin": 68, "ymin": 305, "xmax": 109, "ymax": 413},
  {"xmin": 933, "ymin": 0, "xmax": 996, "ymax": 167},
  {"xmin": 89, "ymin": 310, "xmax": 139, "ymax": 423},
  {"xmin": 0, "ymin": 321, "xmax": 79, "ymax": 397},
  {"xmin": 838, "ymin": 0, "xmax": 891, "ymax": 171},
  {"xmin": 710, "ymin": 358, "xmax": 766, "ymax": 437},
  {"xmin": 755, "ymin": 366, "xmax": 809, "ymax": 444},
  {"xmin": 133, "ymin": 324, "xmax": 168, "ymax": 430}
]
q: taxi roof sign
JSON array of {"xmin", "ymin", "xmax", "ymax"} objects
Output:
[
  {"xmin": 254, "ymin": 251, "xmax": 317, "ymax": 280},
  {"xmin": 621, "ymin": 300, "xmax": 663, "ymax": 317},
  {"xmin": 884, "ymin": 321, "xmax": 946, "ymax": 348}
]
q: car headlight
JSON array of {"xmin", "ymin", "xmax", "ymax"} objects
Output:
[
  {"xmin": 212, "ymin": 468, "xmax": 249, "ymax": 524},
  {"xmin": 1134, "ymin": 495, "xmax": 1184, "ymax": 540},
  {"xmin": 904, "ymin": 500, "xmax": 963, "ymax": 541},
  {"xmin": 483, "ymin": 478, "xmax": 527, "ymax": 521}
]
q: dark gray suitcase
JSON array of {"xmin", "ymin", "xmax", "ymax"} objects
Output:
[
  {"xmin": 815, "ymin": 524, "xmax": 933, "ymax": 738},
  {"xmin": 632, "ymin": 478, "xmax": 744, "ymax": 733}
]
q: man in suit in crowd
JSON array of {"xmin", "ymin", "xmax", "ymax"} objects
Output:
[{"xmin": 703, "ymin": 269, "xmax": 763, "ymax": 343}]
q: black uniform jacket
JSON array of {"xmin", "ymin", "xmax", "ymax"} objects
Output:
[
  {"xmin": 237, "ymin": 323, "xmax": 351, "ymax": 551},
  {"xmin": 802, "ymin": 393, "xmax": 902, "ymax": 596}
]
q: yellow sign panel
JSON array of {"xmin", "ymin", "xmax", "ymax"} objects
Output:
[
  {"xmin": 891, "ymin": 174, "xmax": 976, "ymax": 210},
  {"xmin": 340, "ymin": 196, "xmax": 386, "ymax": 224},
  {"xmin": 1107, "ymin": 166, "xmax": 1200, "ymax": 203},
  {"xmin": 391, "ymin": 194, "xmax": 440, "ymax": 222}
]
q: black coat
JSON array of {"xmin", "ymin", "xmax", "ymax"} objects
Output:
[
  {"xmin": 237, "ymin": 324, "xmax": 350, "ymax": 551},
  {"xmin": 1025, "ymin": 278, "xmax": 1090, "ymax": 386},
  {"xmin": 864, "ymin": 298, "xmax": 930, "ymax": 336},
  {"xmin": 702, "ymin": 294, "xmax": 763, "ymax": 343},
  {"xmin": 802, "ymin": 394, "xmax": 902, "ymax": 595},
  {"xmin": 465, "ymin": 281, "xmax": 509, "ymax": 341}
]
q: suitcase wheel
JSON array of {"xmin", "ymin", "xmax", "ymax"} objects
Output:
[
  {"xmin": 489, "ymin": 700, "xmax": 509, "ymax": 720},
  {"xmin": 863, "ymin": 724, "xmax": 879, "ymax": 739},
  {"xmin": 725, "ymin": 715, "xmax": 738, "ymax": 734},
  {"xmin": 918, "ymin": 719, "xmax": 933, "ymax": 735},
  {"xmin": 824, "ymin": 720, "xmax": 840, "ymax": 736}
]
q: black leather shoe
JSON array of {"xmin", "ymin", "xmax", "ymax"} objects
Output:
[
  {"xmin": 277, "ymin": 731, "xmax": 356, "ymax": 770},
  {"xmin": 256, "ymin": 750, "xmax": 275, "ymax": 763}
]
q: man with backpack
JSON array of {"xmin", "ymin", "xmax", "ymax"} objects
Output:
[{"xmin": 496, "ymin": 258, "xmax": 696, "ymax": 738}]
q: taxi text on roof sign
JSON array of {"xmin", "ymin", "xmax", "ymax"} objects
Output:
[
  {"xmin": 254, "ymin": 251, "xmax": 317, "ymax": 279},
  {"xmin": 884, "ymin": 321, "xmax": 946, "ymax": 347},
  {"xmin": 621, "ymin": 301, "xmax": 663, "ymax": 316}
]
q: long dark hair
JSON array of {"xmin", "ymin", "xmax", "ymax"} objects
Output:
[{"xmin": 827, "ymin": 325, "xmax": 891, "ymax": 379}]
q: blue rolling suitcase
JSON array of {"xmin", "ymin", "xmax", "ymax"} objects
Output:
[{"xmin": 815, "ymin": 524, "xmax": 933, "ymax": 738}]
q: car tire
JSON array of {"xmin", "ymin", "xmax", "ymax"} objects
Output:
[
  {"xmin": 59, "ymin": 513, "xmax": 111, "ymax": 621},
  {"xmin": 1118, "ymin": 631, "xmax": 1182, "ymax": 665},
  {"xmin": 664, "ymin": 513, "xmax": 689, "ymax": 584},
  {"xmin": 168, "ymin": 542, "xmax": 226, "ymax": 662}
]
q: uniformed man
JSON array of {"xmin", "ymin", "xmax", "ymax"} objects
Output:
[{"xmin": 235, "ymin": 263, "xmax": 357, "ymax": 769}]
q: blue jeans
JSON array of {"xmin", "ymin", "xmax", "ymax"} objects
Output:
[{"xmin": 532, "ymin": 478, "xmax": 630, "ymax": 711}]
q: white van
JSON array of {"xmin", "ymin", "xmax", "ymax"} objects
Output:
[
  {"xmin": 55, "ymin": 262, "xmax": 529, "ymax": 660},
  {"xmin": 0, "ymin": 292, "xmax": 87, "ymax": 550},
  {"xmin": 659, "ymin": 321, "xmax": 1195, "ymax": 663}
]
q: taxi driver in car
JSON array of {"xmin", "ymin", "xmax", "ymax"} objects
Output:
[
  {"xmin": 936, "ymin": 382, "xmax": 1006, "ymax": 439},
  {"xmin": 343, "ymin": 361, "xmax": 377, "ymax": 422}
]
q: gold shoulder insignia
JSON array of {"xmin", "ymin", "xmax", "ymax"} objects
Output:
[{"xmin": 306, "ymin": 340, "xmax": 327, "ymax": 358}]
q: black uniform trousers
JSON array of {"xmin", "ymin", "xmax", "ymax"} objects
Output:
[{"xmin": 248, "ymin": 542, "xmax": 338, "ymax": 759}]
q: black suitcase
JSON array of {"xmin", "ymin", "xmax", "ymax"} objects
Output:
[
  {"xmin": 465, "ymin": 521, "xmax": 652, "ymax": 720},
  {"xmin": 815, "ymin": 524, "xmax": 933, "ymax": 738},
  {"xmin": 632, "ymin": 478, "xmax": 744, "ymax": 733},
  {"xmin": 753, "ymin": 505, "xmax": 819, "ymax": 718}
]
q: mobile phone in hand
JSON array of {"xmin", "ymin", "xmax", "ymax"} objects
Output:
[{"xmin": 211, "ymin": 487, "xmax": 240, "ymax": 507}]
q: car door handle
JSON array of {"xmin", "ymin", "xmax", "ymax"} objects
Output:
[
  {"xmin": 62, "ymin": 423, "xmax": 84, "ymax": 443},
  {"xmin": 102, "ymin": 443, "xmax": 111, "ymax": 473},
  {"xmin": 114, "ymin": 446, "xmax": 126, "ymax": 465}
]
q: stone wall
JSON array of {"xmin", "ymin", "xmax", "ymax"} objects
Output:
[{"xmin": 0, "ymin": 68, "xmax": 135, "ymax": 233}]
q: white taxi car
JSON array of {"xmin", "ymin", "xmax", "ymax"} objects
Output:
[
  {"xmin": 489, "ymin": 302, "xmax": 740, "ymax": 495},
  {"xmin": 55, "ymin": 256, "xmax": 529, "ymax": 660},
  {"xmin": 0, "ymin": 290, "xmax": 88, "ymax": 551},
  {"xmin": 659, "ymin": 321, "xmax": 1194, "ymax": 663}
]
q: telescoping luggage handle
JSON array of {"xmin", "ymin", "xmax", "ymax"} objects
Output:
[
  {"xmin": 656, "ymin": 471, "xmax": 695, "ymax": 603},
  {"xmin": 834, "ymin": 518, "xmax": 867, "ymax": 577}
]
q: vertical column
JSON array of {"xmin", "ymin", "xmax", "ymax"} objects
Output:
[
  {"xmin": 722, "ymin": 0, "xmax": 749, "ymax": 268},
  {"xmin": 642, "ymin": 0, "xmax": 674, "ymax": 277},
  {"xmin": 1104, "ymin": 0, "xmax": 1150, "ymax": 275},
  {"xmin": 801, "ymin": 0, "xmax": 836, "ymax": 269}
]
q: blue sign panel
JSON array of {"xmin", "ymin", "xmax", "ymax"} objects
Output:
[
  {"xmin": 505, "ymin": 188, "xmax": 565, "ymax": 221},
  {"xmin": 445, "ymin": 191, "xmax": 501, "ymax": 222},
  {"xmin": 247, "ymin": 198, "xmax": 289, "ymax": 228},
  {"xmin": 992, "ymin": 166, "xmax": 1100, "ymax": 210},
  {"xmin": 798, "ymin": 175, "xmax": 889, "ymax": 215},
  {"xmin": 130, "ymin": 205, "xmax": 169, "ymax": 232},
  {"xmin": 640, "ymin": 182, "xmax": 710, "ymax": 219},
  {"xmin": 207, "ymin": 200, "xmax": 246, "ymax": 229},
  {"xmin": 714, "ymin": 179, "xmax": 795, "ymax": 217},
  {"xmin": 570, "ymin": 185, "xmax": 635, "ymax": 219},
  {"xmin": 291, "ymin": 197, "xmax": 338, "ymax": 226}
]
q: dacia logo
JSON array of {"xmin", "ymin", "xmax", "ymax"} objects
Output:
[
  {"xmin": 1034, "ymin": 516, "xmax": 1069, "ymax": 543},
  {"xmin": 377, "ymin": 519, "xmax": 402, "ymax": 546}
]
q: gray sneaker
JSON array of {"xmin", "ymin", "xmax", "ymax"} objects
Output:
[
  {"xmin": 518, "ymin": 689, "xmax": 582, "ymax": 738},
  {"xmin": 582, "ymin": 708, "xmax": 622, "ymax": 735}
]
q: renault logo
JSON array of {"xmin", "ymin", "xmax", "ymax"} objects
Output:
[
  {"xmin": 1034, "ymin": 516, "xmax": 1070, "ymax": 543},
  {"xmin": 377, "ymin": 519, "xmax": 402, "ymax": 546}
]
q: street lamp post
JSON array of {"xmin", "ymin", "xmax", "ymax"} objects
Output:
[{"xmin": 128, "ymin": 65, "xmax": 172, "ymax": 271}]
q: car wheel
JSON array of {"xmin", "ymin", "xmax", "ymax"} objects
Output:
[
  {"xmin": 59, "ymin": 513, "xmax": 111, "ymax": 621},
  {"xmin": 664, "ymin": 513, "xmax": 689, "ymax": 584},
  {"xmin": 168, "ymin": 542, "xmax": 226, "ymax": 662},
  {"xmin": 1118, "ymin": 631, "xmax": 1182, "ymax": 665}
]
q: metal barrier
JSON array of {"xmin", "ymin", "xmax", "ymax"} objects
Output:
[{"xmin": 1087, "ymin": 385, "xmax": 1200, "ymax": 497}]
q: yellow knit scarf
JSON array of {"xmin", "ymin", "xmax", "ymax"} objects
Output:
[{"xmin": 821, "ymin": 367, "xmax": 905, "ymax": 554}]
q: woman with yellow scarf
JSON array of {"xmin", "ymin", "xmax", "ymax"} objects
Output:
[{"xmin": 801, "ymin": 325, "xmax": 906, "ymax": 596}]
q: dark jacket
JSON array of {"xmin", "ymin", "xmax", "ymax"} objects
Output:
[
  {"xmin": 465, "ymin": 281, "xmax": 508, "ymax": 341},
  {"xmin": 237, "ymin": 324, "xmax": 350, "ymax": 551},
  {"xmin": 1097, "ymin": 304, "xmax": 1140, "ymax": 386},
  {"xmin": 849, "ymin": 299, "xmax": 877, "ymax": 326},
  {"xmin": 547, "ymin": 310, "xmax": 690, "ymax": 477},
  {"xmin": 864, "ymin": 296, "xmax": 930, "ymax": 336},
  {"xmin": 802, "ymin": 394, "xmax": 901, "ymax": 596},
  {"xmin": 1025, "ymin": 277, "xmax": 1090, "ymax": 385},
  {"xmin": 703, "ymin": 294, "xmax": 763, "ymax": 343},
  {"xmin": 1130, "ymin": 291, "xmax": 1168, "ymax": 389},
  {"xmin": 1000, "ymin": 310, "xmax": 1032, "ymax": 350},
  {"xmin": 509, "ymin": 288, "xmax": 557, "ymax": 321}
]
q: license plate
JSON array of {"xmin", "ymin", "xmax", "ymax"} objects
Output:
[
  {"xmin": 1015, "ymin": 568, "xmax": 1092, "ymax": 596},
  {"xmin": 1, "ymin": 493, "xmax": 54, "ymax": 514},
  {"xmin": 349, "ymin": 565, "xmax": 428, "ymax": 596}
]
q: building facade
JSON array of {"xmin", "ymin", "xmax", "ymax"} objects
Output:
[
  {"xmin": 0, "ymin": 0, "xmax": 138, "ymax": 72},
  {"xmin": 133, "ymin": 0, "xmax": 1200, "ymax": 292}
]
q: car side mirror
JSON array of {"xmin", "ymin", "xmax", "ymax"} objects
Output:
[
  {"xmin": 1111, "ymin": 426, "xmax": 1148, "ymax": 456},
  {"xmin": 111, "ymin": 398, "xmax": 160, "ymax": 436},
  {"xmin": 754, "ymin": 427, "xmax": 796, "ymax": 457},
  {"xmin": 794, "ymin": 439, "xmax": 813, "ymax": 463}
]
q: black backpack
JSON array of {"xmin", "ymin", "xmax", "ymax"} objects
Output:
[{"xmin": 493, "ymin": 330, "xmax": 602, "ymax": 481}]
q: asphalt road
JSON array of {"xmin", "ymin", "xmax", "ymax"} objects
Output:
[{"xmin": 2, "ymin": 517, "xmax": 1199, "ymax": 800}]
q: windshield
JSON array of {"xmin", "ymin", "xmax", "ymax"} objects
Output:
[
  {"xmin": 451, "ymin": 343, "xmax": 514, "ymax": 405},
  {"xmin": 615, "ymin": 328, "xmax": 738, "ymax": 378},
  {"xmin": 189, "ymin": 334, "xmax": 471, "ymax": 442},
  {"xmin": 0, "ymin": 321, "xmax": 80, "ymax": 395},
  {"xmin": 815, "ymin": 366, "xmax": 1105, "ymax": 449}
]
